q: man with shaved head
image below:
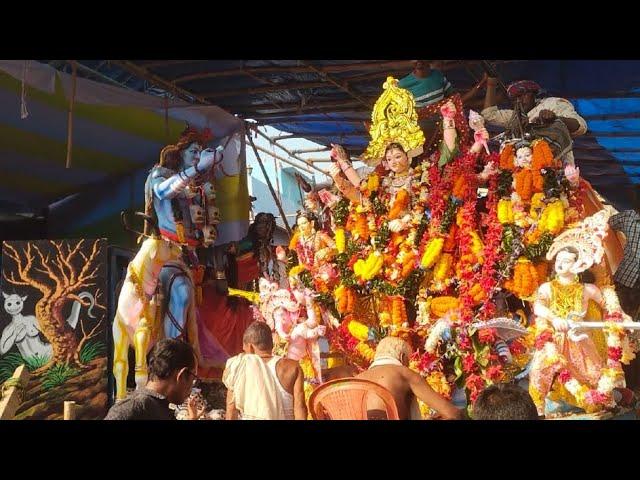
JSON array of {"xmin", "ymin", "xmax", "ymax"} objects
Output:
[
  {"xmin": 223, "ymin": 321, "xmax": 307, "ymax": 420},
  {"xmin": 356, "ymin": 336, "xmax": 463, "ymax": 420}
]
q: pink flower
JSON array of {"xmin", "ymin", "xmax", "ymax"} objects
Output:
[
  {"xmin": 509, "ymin": 340, "xmax": 526, "ymax": 356},
  {"xmin": 458, "ymin": 335, "xmax": 472, "ymax": 350},
  {"xmin": 418, "ymin": 352, "xmax": 439, "ymax": 373},
  {"xmin": 605, "ymin": 311, "xmax": 622, "ymax": 322},
  {"xmin": 585, "ymin": 390, "xmax": 609, "ymax": 406},
  {"xmin": 558, "ymin": 369, "xmax": 572, "ymax": 384}
]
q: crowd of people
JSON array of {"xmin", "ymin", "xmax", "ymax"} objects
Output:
[{"xmin": 105, "ymin": 325, "xmax": 539, "ymax": 421}]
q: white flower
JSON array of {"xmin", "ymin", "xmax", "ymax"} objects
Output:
[
  {"xmin": 597, "ymin": 374, "xmax": 615, "ymax": 394},
  {"xmin": 564, "ymin": 379, "xmax": 581, "ymax": 395},
  {"xmin": 416, "ymin": 301, "xmax": 430, "ymax": 326},
  {"xmin": 425, "ymin": 320, "xmax": 448, "ymax": 353},
  {"xmin": 607, "ymin": 335, "xmax": 622, "ymax": 349},
  {"xmin": 602, "ymin": 287, "xmax": 623, "ymax": 313}
]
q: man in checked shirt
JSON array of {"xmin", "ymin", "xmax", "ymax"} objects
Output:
[
  {"xmin": 609, "ymin": 189, "xmax": 640, "ymax": 320},
  {"xmin": 609, "ymin": 188, "xmax": 640, "ymax": 389}
]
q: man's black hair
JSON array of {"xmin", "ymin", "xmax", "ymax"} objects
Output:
[
  {"xmin": 147, "ymin": 339, "xmax": 196, "ymax": 380},
  {"xmin": 472, "ymin": 383, "xmax": 538, "ymax": 420}
]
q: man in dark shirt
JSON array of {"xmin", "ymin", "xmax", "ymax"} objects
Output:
[{"xmin": 105, "ymin": 339, "xmax": 201, "ymax": 420}]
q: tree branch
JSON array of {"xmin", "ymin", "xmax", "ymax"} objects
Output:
[
  {"xmin": 67, "ymin": 294, "xmax": 90, "ymax": 307},
  {"xmin": 3, "ymin": 244, "xmax": 52, "ymax": 296},
  {"xmin": 2, "ymin": 244, "xmax": 21, "ymax": 265},
  {"xmin": 76, "ymin": 316, "xmax": 104, "ymax": 359},
  {"xmin": 4, "ymin": 272, "xmax": 31, "ymax": 287},
  {"xmin": 65, "ymin": 240, "xmax": 85, "ymax": 285},
  {"xmin": 92, "ymin": 289, "xmax": 106, "ymax": 311},
  {"xmin": 32, "ymin": 244, "xmax": 63, "ymax": 294},
  {"xmin": 72, "ymin": 241, "xmax": 102, "ymax": 289},
  {"xmin": 52, "ymin": 241, "xmax": 72, "ymax": 284},
  {"xmin": 61, "ymin": 241, "xmax": 102, "ymax": 297}
]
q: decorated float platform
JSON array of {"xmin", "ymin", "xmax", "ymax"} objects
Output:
[{"xmin": 251, "ymin": 75, "xmax": 640, "ymax": 419}]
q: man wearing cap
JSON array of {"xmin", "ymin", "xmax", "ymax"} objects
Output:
[{"xmin": 482, "ymin": 77, "xmax": 588, "ymax": 166}]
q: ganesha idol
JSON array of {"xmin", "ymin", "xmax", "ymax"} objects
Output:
[{"xmin": 256, "ymin": 277, "xmax": 326, "ymax": 383}]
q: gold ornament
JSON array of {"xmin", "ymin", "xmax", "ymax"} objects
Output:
[{"xmin": 361, "ymin": 77, "xmax": 425, "ymax": 166}]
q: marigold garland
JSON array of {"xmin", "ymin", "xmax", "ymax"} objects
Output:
[
  {"xmin": 514, "ymin": 169, "xmax": 534, "ymax": 202},
  {"xmin": 499, "ymin": 143, "xmax": 515, "ymax": 170}
]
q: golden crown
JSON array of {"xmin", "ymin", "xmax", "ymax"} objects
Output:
[{"xmin": 361, "ymin": 77, "xmax": 425, "ymax": 165}]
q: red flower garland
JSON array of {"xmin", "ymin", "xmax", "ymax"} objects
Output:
[
  {"xmin": 535, "ymin": 330, "xmax": 554, "ymax": 350},
  {"xmin": 477, "ymin": 328, "xmax": 498, "ymax": 344},
  {"xmin": 608, "ymin": 347, "xmax": 623, "ymax": 362}
]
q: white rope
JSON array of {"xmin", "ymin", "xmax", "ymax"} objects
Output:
[{"xmin": 20, "ymin": 61, "xmax": 29, "ymax": 119}]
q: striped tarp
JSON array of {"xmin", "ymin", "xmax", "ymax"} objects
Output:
[{"xmin": 0, "ymin": 62, "xmax": 249, "ymax": 248}]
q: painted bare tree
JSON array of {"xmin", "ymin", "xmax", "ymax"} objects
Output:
[{"xmin": 2, "ymin": 239, "xmax": 105, "ymax": 372}]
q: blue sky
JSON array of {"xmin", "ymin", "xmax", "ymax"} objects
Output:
[{"xmin": 245, "ymin": 125, "xmax": 367, "ymax": 228}]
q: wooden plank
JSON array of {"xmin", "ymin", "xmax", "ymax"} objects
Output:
[
  {"xmin": 0, "ymin": 365, "xmax": 30, "ymax": 420},
  {"xmin": 65, "ymin": 61, "xmax": 77, "ymax": 169}
]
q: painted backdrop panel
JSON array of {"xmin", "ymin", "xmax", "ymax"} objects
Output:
[{"xmin": 1, "ymin": 239, "xmax": 108, "ymax": 420}]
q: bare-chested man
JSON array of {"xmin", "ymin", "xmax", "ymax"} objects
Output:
[{"xmin": 357, "ymin": 336, "xmax": 463, "ymax": 420}]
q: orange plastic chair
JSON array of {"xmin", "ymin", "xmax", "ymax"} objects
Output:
[{"xmin": 308, "ymin": 378, "xmax": 399, "ymax": 420}]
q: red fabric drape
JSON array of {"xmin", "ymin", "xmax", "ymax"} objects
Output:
[{"xmin": 197, "ymin": 284, "xmax": 255, "ymax": 380}]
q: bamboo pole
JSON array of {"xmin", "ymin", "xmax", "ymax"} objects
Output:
[
  {"xmin": 292, "ymin": 146, "xmax": 331, "ymax": 154},
  {"xmin": 64, "ymin": 401, "xmax": 78, "ymax": 420},
  {"xmin": 246, "ymin": 134, "xmax": 292, "ymax": 234},
  {"xmin": 65, "ymin": 61, "xmax": 77, "ymax": 169},
  {"xmin": 164, "ymin": 95, "xmax": 170, "ymax": 139},
  {"xmin": 250, "ymin": 126, "xmax": 330, "ymax": 176},
  {"xmin": 251, "ymin": 143, "xmax": 316, "ymax": 176}
]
